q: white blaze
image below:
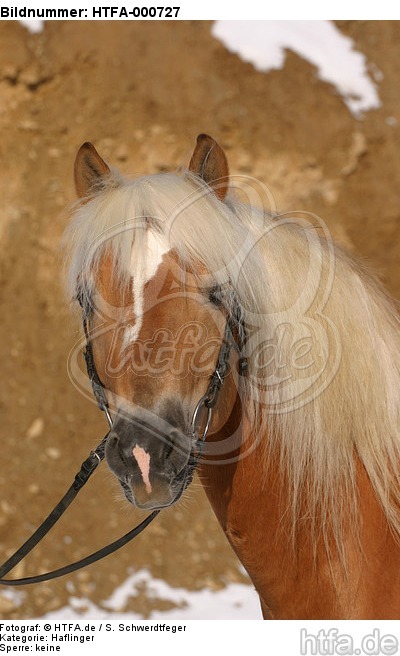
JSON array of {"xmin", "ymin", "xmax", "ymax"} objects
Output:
[{"xmin": 122, "ymin": 230, "xmax": 169, "ymax": 350}]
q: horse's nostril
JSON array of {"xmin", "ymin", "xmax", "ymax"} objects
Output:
[
  {"xmin": 117, "ymin": 442, "xmax": 132, "ymax": 468},
  {"xmin": 106, "ymin": 414, "xmax": 191, "ymax": 487}
]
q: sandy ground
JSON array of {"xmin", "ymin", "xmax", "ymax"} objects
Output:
[{"xmin": 0, "ymin": 20, "xmax": 399, "ymax": 618}]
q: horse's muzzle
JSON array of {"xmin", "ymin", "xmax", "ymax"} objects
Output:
[{"xmin": 104, "ymin": 407, "xmax": 192, "ymax": 509}]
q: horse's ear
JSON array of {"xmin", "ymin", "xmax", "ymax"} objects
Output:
[
  {"xmin": 189, "ymin": 134, "xmax": 229, "ymax": 201},
  {"xmin": 74, "ymin": 142, "xmax": 111, "ymax": 198}
]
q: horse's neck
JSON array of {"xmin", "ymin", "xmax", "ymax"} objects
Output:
[{"xmin": 198, "ymin": 397, "xmax": 400, "ymax": 619}]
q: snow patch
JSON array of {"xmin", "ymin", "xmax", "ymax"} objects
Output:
[
  {"xmin": 19, "ymin": 20, "xmax": 44, "ymax": 33},
  {"xmin": 212, "ymin": 21, "xmax": 381, "ymax": 117},
  {"xmin": 42, "ymin": 569, "xmax": 262, "ymax": 620}
]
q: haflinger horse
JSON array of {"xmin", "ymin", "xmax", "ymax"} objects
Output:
[{"xmin": 64, "ymin": 134, "xmax": 400, "ymax": 619}]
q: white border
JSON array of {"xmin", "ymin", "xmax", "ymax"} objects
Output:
[{"xmin": 3, "ymin": 1, "xmax": 400, "ymax": 21}]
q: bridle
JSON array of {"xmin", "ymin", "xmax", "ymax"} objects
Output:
[
  {"xmin": 190, "ymin": 297, "xmax": 248, "ymax": 455},
  {"xmin": 0, "ymin": 288, "xmax": 246, "ymax": 586}
]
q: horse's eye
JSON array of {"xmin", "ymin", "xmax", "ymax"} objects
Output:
[{"xmin": 208, "ymin": 286, "xmax": 223, "ymax": 306}]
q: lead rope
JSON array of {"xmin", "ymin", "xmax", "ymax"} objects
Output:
[{"xmin": 0, "ymin": 430, "xmax": 160, "ymax": 586}]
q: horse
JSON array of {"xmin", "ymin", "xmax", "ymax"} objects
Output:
[{"xmin": 64, "ymin": 134, "xmax": 400, "ymax": 619}]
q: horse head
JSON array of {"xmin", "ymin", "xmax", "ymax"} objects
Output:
[{"xmin": 72, "ymin": 136, "xmax": 240, "ymax": 510}]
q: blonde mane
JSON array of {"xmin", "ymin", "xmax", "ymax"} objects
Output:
[{"xmin": 64, "ymin": 168, "xmax": 400, "ymax": 554}]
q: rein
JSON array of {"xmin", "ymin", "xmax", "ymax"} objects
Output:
[
  {"xmin": 0, "ymin": 434, "xmax": 158, "ymax": 586},
  {"xmin": 0, "ymin": 292, "xmax": 246, "ymax": 586}
]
